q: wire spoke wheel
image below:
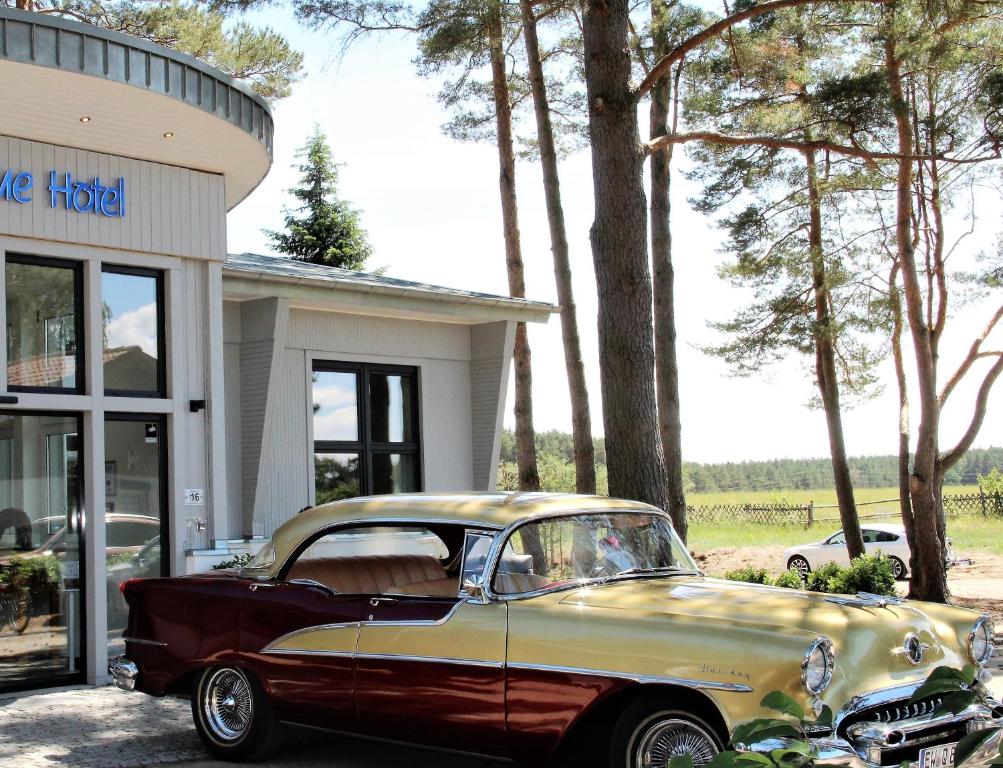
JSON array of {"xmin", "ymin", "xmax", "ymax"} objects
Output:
[
  {"xmin": 202, "ymin": 668, "xmax": 254, "ymax": 743},
  {"xmin": 634, "ymin": 717, "xmax": 720, "ymax": 768}
]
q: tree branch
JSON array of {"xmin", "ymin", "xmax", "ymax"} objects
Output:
[
  {"xmin": 636, "ymin": 0, "xmax": 892, "ymax": 100},
  {"xmin": 941, "ymin": 353, "xmax": 1003, "ymax": 471},
  {"xmin": 939, "ymin": 304, "xmax": 1003, "ymax": 406}
]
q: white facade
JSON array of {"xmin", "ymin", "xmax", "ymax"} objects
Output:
[{"xmin": 0, "ymin": 8, "xmax": 551, "ymax": 693}]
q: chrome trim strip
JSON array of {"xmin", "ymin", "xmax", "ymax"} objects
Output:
[
  {"xmin": 261, "ymin": 622, "xmax": 361, "ymax": 653},
  {"xmin": 356, "ymin": 653, "xmax": 504, "ymax": 669},
  {"xmin": 261, "ymin": 648, "xmax": 503, "ymax": 668},
  {"xmin": 262, "ymin": 648, "xmax": 355, "ymax": 658},
  {"xmin": 505, "ymin": 661, "xmax": 753, "ymax": 692},
  {"xmin": 122, "ymin": 636, "xmax": 168, "ymax": 648},
  {"xmin": 262, "ymin": 600, "xmax": 470, "ymax": 654},
  {"xmin": 363, "ymin": 599, "xmax": 467, "ymax": 628}
]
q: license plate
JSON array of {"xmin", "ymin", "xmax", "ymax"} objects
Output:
[{"xmin": 919, "ymin": 742, "xmax": 957, "ymax": 768}]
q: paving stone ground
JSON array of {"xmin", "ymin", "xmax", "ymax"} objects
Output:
[
  {"xmin": 2, "ymin": 664, "xmax": 1001, "ymax": 768},
  {"xmin": 0, "ymin": 685, "xmax": 499, "ymax": 768}
]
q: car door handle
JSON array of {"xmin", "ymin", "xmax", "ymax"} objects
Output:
[
  {"xmin": 369, "ymin": 597, "xmax": 397, "ymax": 607},
  {"xmin": 249, "ymin": 583, "xmax": 278, "ymax": 592}
]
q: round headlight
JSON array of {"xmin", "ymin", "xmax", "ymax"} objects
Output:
[
  {"xmin": 969, "ymin": 615, "xmax": 995, "ymax": 666},
  {"xmin": 802, "ymin": 637, "xmax": 835, "ymax": 695}
]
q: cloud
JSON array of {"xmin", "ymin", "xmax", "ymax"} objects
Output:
[{"xmin": 107, "ymin": 303, "xmax": 157, "ymax": 356}]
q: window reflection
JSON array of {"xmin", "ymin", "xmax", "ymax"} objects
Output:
[
  {"xmin": 315, "ymin": 453, "xmax": 361, "ymax": 505},
  {"xmin": 313, "ymin": 372, "xmax": 359, "ymax": 442},
  {"xmin": 371, "ymin": 453, "xmax": 418, "ymax": 495},
  {"xmin": 102, "ymin": 269, "xmax": 163, "ymax": 395},
  {"xmin": 6, "ymin": 257, "xmax": 81, "ymax": 392},
  {"xmin": 0, "ymin": 413, "xmax": 83, "ymax": 693},
  {"xmin": 369, "ymin": 374, "xmax": 415, "ymax": 443}
]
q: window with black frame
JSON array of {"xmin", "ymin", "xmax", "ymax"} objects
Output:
[
  {"xmin": 101, "ymin": 266, "xmax": 165, "ymax": 397},
  {"xmin": 312, "ymin": 362, "xmax": 421, "ymax": 503},
  {"xmin": 5, "ymin": 255, "xmax": 84, "ymax": 393}
]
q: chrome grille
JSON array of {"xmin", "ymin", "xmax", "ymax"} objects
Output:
[{"xmin": 869, "ymin": 697, "xmax": 943, "ymax": 724}]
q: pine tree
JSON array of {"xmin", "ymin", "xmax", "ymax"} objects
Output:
[
  {"xmin": 266, "ymin": 127, "xmax": 373, "ymax": 270},
  {"xmin": 4, "ymin": 0, "xmax": 303, "ymax": 100}
]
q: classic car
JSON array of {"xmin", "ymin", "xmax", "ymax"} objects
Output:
[
  {"xmin": 110, "ymin": 493, "xmax": 1002, "ymax": 768},
  {"xmin": 784, "ymin": 523, "xmax": 954, "ymax": 581}
]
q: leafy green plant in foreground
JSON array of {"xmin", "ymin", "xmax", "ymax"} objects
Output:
[{"xmin": 679, "ymin": 666, "xmax": 1002, "ymax": 768}]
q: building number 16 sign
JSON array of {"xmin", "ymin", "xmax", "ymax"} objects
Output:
[{"xmin": 0, "ymin": 167, "xmax": 127, "ymax": 218}]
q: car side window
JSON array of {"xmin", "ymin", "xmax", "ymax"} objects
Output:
[
  {"xmin": 861, "ymin": 530, "xmax": 880, "ymax": 543},
  {"xmin": 284, "ymin": 525, "xmax": 459, "ymax": 598},
  {"xmin": 827, "ymin": 532, "xmax": 846, "ymax": 545},
  {"xmin": 460, "ymin": 531, "xmax": 494, "ymax": 586},
  {"xmin": 876, "ymin": 531, "xmax": 898, "ymax": 543}
]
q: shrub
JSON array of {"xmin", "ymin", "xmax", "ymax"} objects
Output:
[
  {"xmin": 724, "ymin": 566, "xmax": 772, "ymax": 584},
  {"xmin": 211, "ymin": 552, "xmax": 254, "ymax": 570},
  {"xmin": 772, "ymin": 569, "xmax": 804, "ymax": 589},
  {"xmin": 806, "ymin": 561, "xmax": 843, "ymax": 593},
  {"xmin": 831, "ymin": 553, "xmax": 896, "ymax": 596}
]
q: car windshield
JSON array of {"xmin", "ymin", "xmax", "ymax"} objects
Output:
[{"xmin": 493, "ymin": 512, "xmax": 697, "ymax": 595}]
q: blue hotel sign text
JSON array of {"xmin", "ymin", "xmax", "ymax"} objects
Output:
[{"xmin": 0, "ymin": 168, "xmax": 127, "ymax": 218}]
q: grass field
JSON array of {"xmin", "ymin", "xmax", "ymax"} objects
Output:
[{"xmin": 688, "ymin": 513, "xmax": 1003, "ymax": 555}]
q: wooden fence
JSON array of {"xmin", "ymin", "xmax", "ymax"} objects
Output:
[{"xmin": 688, "ymin": 491, "xmax": 1003, "ymax": 528}]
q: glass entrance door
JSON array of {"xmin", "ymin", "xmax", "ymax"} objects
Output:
[
  {"xmin": 104, "ymin": 415, "xmax": 166, "ymax": 661},
  {"xmin": 0, "ymin": 412, "xmax": 83, "ymax": 693},
  {"xmin": 104, "ymin": 415, "xmax": 167, "ymax": 660}
]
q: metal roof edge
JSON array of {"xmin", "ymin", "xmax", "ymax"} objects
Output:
[{"xmin": 222, "ymin": 256, "xmax": 558, "ymax": 316}]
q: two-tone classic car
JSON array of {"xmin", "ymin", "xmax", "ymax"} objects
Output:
[{"xmin": 111, "ymin": 493, "xmax": 1002, "ymax": 767}]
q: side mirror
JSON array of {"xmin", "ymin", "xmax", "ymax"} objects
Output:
[{"xmin": 462, "ymin": 575, "xmax": 488, "ymax": 602}]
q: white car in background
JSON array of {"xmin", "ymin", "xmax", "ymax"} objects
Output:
[{"xmin": 783, "ymin": 523, "xmax": 951, "ymax": 581}]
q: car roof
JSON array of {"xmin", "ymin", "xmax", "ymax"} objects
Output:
[
  {"xmin": 260, "ymin": 492, "xmax": 660, "ymax": 578},
  {"xmin": 859, "ymin": 523, "xmax": 906, "ymax": 533}
]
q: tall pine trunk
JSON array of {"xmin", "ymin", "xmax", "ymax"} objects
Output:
[
  {"xmin": 488, "ymin": 3, "xmax": 540, "ymax": 493},
  {"xmin": 649, "ymin": 0, "xmax": 687, "ymax": 541},
  {"xmin": 519, "ymin": 0, "xmax": 597, "ymax": 495},
  {"xmin": 583, "ymin": 0, "xmax": 669, "ymax": 510},
  {"xmin": 889, "ymin": 263, "xmax": 916, "ymax": 572},
  {"xmin": 805, "ymin": 149, "xmax": 864, "ymax": 559},
  {"xmin": 884, "ymin": 13, "xmax": 948, "ymax": 602}
]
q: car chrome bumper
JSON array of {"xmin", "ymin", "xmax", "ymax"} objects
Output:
[
  {"xmin": 109, "ymin": 656, "xmax": 139, "ymax": 692},
  {"xmin": 741, "ymin": 701, "xmax": 1003, "ymax": 768}
]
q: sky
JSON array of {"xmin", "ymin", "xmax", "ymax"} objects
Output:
[{"xmin": 225, "ymin": 10, "xmax": 1003, "ymax": 465}]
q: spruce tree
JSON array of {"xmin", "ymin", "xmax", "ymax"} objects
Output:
[{"xmin": 266, "ymin": 127, "xmax": 373, "ymax": 270}]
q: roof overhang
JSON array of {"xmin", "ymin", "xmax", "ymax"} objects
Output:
[
  {"xmin": 0, "ymin": 9, "xmax": 273, "ymax": 210},
  {"xmin": 222, "ymin": 267, "xmax": 557, "ymax": 325}
]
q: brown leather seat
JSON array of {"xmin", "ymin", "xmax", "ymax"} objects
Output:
[
  {"xmin": 287, "ymin": 554, "xmax": 456, "ymax": 596},
  {"xmin": 493, "ymin": 572, "xmax": 551, "ymax": 595}
]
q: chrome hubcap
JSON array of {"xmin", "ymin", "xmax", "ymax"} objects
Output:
[
  {"xmin": 791, "ymin": 558, "xmax": 809, "ymax": 578},
  {"xmin": 634, "ymin": 718, "xmax": 719, "ymax": 768},
  {"xmin": 202, "ymin": 668, "xmax": 253, "ymax": 743}
]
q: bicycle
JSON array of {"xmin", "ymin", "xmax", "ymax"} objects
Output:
[{"xmin": 0, "ymin": 584, "xmax": 29, "ymax": 634}]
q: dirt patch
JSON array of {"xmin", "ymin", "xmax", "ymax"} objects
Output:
[{"xmin": 692, "ymin": 546, "xmax": 1003, "ymax": 624}]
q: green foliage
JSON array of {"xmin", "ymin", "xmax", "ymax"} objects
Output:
[
  {"xmin": 0, "ymin": 555, "xmax": 60, "ymax": 589},
  {"xmin": 3, "ymin": 1, "xmax": 303, "ymax": 100},
  {"xmin": 725, "ymin": 555, "xmax": 894, "ymax": 596},
  {"xmin": 210, "ymin": 552, "xmax": 254, "ymax": 570},
  {"xmin": 497, "ymin": 429, "xmax": 1003, "ymax": 494},
  {"xmin": 724, "ymin": 566, "xmax": 772, "ymax": 584},
  {"xmin": 710, "ymin": 667, "xmax": 1000, "ymax": 768},
  {"xmin": 804, "ymin": 561, "xmax": 842, "ymax": 593},
  {"xmin": 771, "ymin": 569, "xmax": 804, "ymax": 589},
  {"xmin": 978, "ymin": 468, "xmax": 1003, "ymax": 494},
  {"xmin": 265, "ymin": 126, "xmax": 373, "ymax": 270}
]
